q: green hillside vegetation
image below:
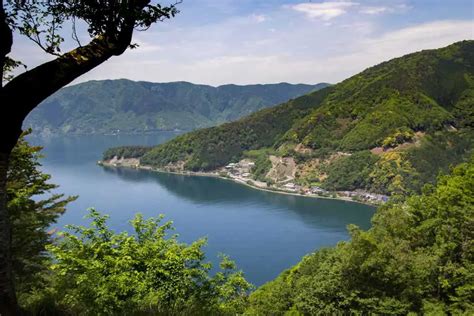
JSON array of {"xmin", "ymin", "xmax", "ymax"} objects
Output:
[
  {"xmin": 24, "ymin": 80, "xmax": 328, "ymax": 135},
  {"xmin": 322, "ymin": 151, "xmax": 379, "ymax": 191},
  {"xmin": 245, "ymin": 149, "xmax": 275, "ymax": 182},
  {"xmin": 111, "ymin": 41, "xmax": 474, "ymax": 196},
  {"xmin": 245, "ymin": 156, "xmax": 474, "ymax": 315}
]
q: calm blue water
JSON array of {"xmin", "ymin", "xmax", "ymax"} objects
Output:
[{"xmin": 29, "ymin": 133, "xmax": 375, "ymax": 286}]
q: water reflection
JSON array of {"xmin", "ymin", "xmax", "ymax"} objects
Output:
[{"xmin": 102, "ymin": 166, "xmax": 375, "ymax": 231}]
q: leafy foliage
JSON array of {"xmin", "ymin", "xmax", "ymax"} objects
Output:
[
  {"xmin": 25, "ymin": 80, "xmax": 328, "ymax": 134},
  {"xmin": 368, "ymin": 151, "xmax": 420, "ymax": 195},
  {"xmin": 25, "ymin": 209, "xmax": 252, "ymax": 315},
  {"xmin": 246, "ymin": 157, "xmax": 474, "ymax": 315},
  {"xmin": 2, "ymin": 57, "xmax": 25, "ymax": 82},
  {"xmin": 406, "ymin": 129, "xmax": 474, "ymax": 186},
  {"xmin": 2, "ymin": 0, "xmax": 181, "ymax": 312},
  {"xmin": 381, "ymin": 128, "xmax": 415, "ymax": 149}
]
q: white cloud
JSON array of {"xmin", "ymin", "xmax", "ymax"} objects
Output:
[
  {"xmin": 291, "ymin": 1, "xmax": 358, "ymax": 21},
  {"xmin": 359, "ymin": 3, "xmax": 412, "ymax": 15},
  {"xmin": 72, "ymin": 19, "xmax": 473, "ymax": 87},
  {"xmin": 395, "ymin": 4, "xmax": 413, "ymax": 11},
  {"xmin": 8, "ymin": 0, "xmax": 473, "ymax": 88},
  {"xmin": 360, "ymin": 6, "xmax": 389, "ymax": 15},
  {"xmin": 369, "ymin": 20, "xmax": 473, "ymax": 50},
  {"xmin": 317, "ymin": 20, "xmax": 474, "ymax": 82}
]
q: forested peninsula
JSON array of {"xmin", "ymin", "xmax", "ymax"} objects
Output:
[{"xmin": 102, "ymin": 41, "xmax": 474, "ymax": 202}]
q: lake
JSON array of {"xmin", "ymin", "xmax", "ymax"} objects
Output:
[{"xmin": 29, "ymin": 133, "xmax": 375, "ymax": 286}]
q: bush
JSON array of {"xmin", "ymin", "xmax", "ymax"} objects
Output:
[
  {"xmin": 25, "ymin": 209, "xmax": 252, "ymax": 315},
  {"xmin": 382, "ymin": 128, "xmax": 415, "ymax": 149}
]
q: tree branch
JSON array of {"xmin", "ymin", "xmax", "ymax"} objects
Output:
[
  {"xmin": 4, "ymin": 35, "xmax": 130, "ymax": 115},
  {"xmin": 0, "ymin": 33, "xmax": 131, "ymax": 152}
]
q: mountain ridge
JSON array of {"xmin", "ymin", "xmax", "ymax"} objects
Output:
[{"xmin": 24, "ymin": 79, "xmax": 329, "ymax": 135}]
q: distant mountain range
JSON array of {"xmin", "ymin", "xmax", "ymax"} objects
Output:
[
  {"xmin": 107, "ymin": 40, "xmax": 474, "ymax": 196},
  {"xmin": 24, "ymin": 80, "xmax": 329, "ymax": 135}
]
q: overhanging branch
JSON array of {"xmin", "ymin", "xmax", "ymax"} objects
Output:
[{"xmin": 1, "ymin": 34, "xmax": 129, "ymax": 121}]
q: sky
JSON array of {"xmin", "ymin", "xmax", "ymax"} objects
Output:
[{"xmin": 11, "ymin": 0, "xmax": 474, "ymax": 86}]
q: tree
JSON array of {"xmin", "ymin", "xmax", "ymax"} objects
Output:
[
  {"xmin": 7, "ymin": 131, "xmax": 75, "ymax": 306},
  {"xmin": 0, "ymin": 1, "xmax": 180, "ymax": 312},
  {"xmin": 26, "ymin": 209, "xmax": 251, "ymax": 315}
]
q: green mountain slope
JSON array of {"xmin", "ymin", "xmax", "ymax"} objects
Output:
[
  {"xmin": 245, "ymin": 156, "xmax": 474, "ymax": 314},
  {"xmin": 24, "ymin": 80, "xmax": 328, "ymax": 134},
  {"xmin": 105, "ymin": 41, "xmax": 474, "ymax": 196}
]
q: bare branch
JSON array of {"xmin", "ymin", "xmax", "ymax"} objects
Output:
[{"xmin": 71, "ymin": 16, "xmax": 82, "ymax": 47}]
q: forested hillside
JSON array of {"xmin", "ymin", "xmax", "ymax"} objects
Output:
[
  {"xmin": 24, "ymin": 80, "xmax": 328, "ymax": 134},
  {"xmin": 245, "ymin": 156, "xmax": 474, "ymax": 314},
  {"xmin": 110, "ymin": 41, "xmax": 473, "ymax": 196}
]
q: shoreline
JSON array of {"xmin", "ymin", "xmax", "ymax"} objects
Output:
[{"xmin": 98, "ymin": 161, "xmax": 379, "ymax": 207}]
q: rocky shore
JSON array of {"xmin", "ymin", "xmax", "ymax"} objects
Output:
[{"xmin": 98, "ymin": 157, "xmax": 388, "ymax": 206}]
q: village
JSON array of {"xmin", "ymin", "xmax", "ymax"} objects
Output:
[{"xmin": 221, "ymin": 160, "xmax": 389, "ymax": 205}]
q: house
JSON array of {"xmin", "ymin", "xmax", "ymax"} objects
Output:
[
  {"xmin": 311, "ymin": 186, "xmax": 327, "ymax": 194},
  {"xmin": 283, "ymin": 183, "xmax": 299, "ymax": 191}
]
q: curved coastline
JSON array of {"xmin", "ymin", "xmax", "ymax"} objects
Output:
[{"xmin": 98, "ymin": 161, "xmax": 380, "ymax": 207}]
